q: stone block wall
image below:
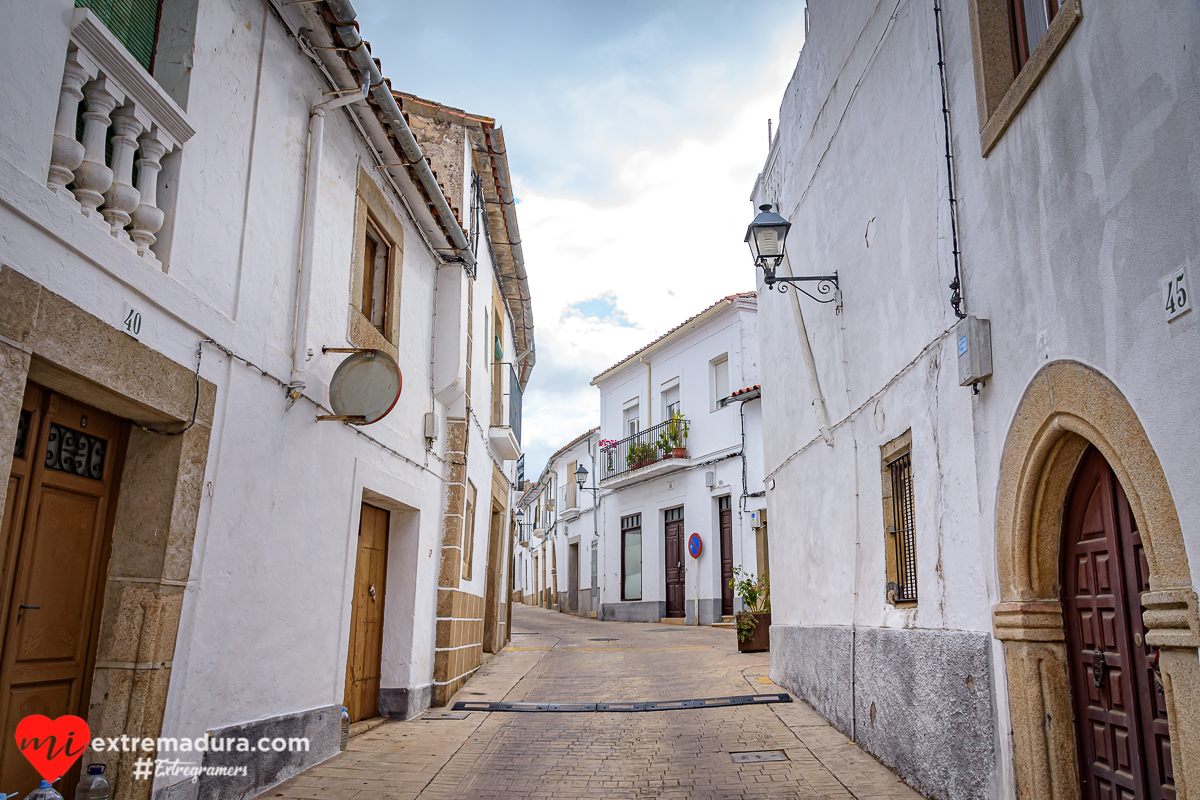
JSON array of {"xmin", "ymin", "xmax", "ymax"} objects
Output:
[{"xmin": 432, "ymin": 589, "xmax": 484, "ymax": 706}]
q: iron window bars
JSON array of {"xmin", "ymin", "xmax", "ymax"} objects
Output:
[{"xmin": 888, "ymin": 452, "xmax": 918, "ymax": 602}]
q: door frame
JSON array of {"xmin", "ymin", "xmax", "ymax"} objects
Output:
[
  {"xmin": 0, "ymin": 268, "xmax": 217, "ymax": 794},
  {"xmin": 992, "ymin": 361, "xmax": 1200, "ymax": 800}
]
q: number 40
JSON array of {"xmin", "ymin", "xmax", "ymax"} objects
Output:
[{"xmin": 1163, "ymin": 268, "xmax": 1191, "ymax": 322}]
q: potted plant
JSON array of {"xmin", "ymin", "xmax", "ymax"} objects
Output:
[
  {"xmin": 729, "ymin": 566, "xmax": 770, "ymax": 652},
  {"xmin": 625, "ymin": 441, "xmax": 656, "ymax": 470},
  {"xmin": 664, "ymin": 411, "xmax": 687, "ymax": 459},
  {"xmin": 656, "ymin": 429, "xmax": 673, "ymax": 459}
]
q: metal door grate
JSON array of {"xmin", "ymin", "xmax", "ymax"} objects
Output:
[
  {"xmin": 451, "ymin": 692, "xmax": 791, "ymax": 713},
  {"xmin": 889, "ymin": 452, "xmax": 918, "ymax": 601}
]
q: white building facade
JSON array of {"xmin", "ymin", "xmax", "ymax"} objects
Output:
[
  {"xmin": 755, "ymin": 2, "xmax": 1200, "ymax": 800},
  {"xmin": 591, "ymin": 294, "xmax": 767, "ymax": 626},
  {"xmin": 514, "ymin": 428, "xmax": 600, "ymax": 616},
  {"xmin": 0, "ymin": 2, "xmax": 533, "ymax": 799}
]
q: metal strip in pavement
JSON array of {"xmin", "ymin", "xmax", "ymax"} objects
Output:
[
  {"xmin": 503, "ymin": 645, "xmax": 714, "ymax": 652},
  {"xmin": 451, "ymin": 693, "xmax": 791, "ymax": 713}
]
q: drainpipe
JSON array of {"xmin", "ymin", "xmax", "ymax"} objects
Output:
[
  {"xmin": 289, "ymin": 78, "xmax": 369, "ymax": 394},
  {"xmin": 323, "ymin": 0, "xmax": 475, "ymax": 266},
  {"xmin": 640, "ymin": 356, "xmax": 652, "ymax": 430},
  {"xmin": 779, "ymin": 251, "xmax": 834, "ymax": 445}
]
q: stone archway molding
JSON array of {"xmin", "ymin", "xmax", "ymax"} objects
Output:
[{"xmin": 992, "ymin": 360, "xmax": 1200, "ymax": 800}]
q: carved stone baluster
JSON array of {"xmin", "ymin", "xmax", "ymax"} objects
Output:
[
  {"xmin": 47, "ymin": 47, "xmax": 91, "ymax": 201},
  {"xmin": 129, "ymin": 130, "xmax": 168, "ymax": 261},
  {"xmin": 73, "ymin": 78, "xmax": 118, "ymax": 220},
  {"xmin": 101, "ymin": 105, "xmax": 144, "ymax": 244}
]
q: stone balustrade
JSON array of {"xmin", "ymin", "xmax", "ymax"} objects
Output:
[{"xmin": 47, "ymin": 9, "xmax": 195, "ymax": 267}]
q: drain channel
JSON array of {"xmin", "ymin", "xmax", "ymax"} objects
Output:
[{"xmin": 451, "ymin": 692, "xmax": 791, "ymax": 713}]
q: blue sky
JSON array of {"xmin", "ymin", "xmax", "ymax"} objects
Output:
[{"xmin": 353, "ymin": 0, "xmax": 808, "ymax": 474}]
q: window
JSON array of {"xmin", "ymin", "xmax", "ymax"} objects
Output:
[
  {"xmin": 76, "ymin": 0, "xmax": 163, "ymax": 72},
  {"xmin": 663, "ymin": 383, "xmax": 680, "ymax": 419},
  {"xmin": 1008, "ymin": 0, "xmax": 1059, "ymax": 74},
  {"xmin": 361, "ymin": 216, "xmax": 390, "ymax": 334},
  {"xmin": 623, "ymin": 404, "xmax": 640, "ymax": 437},
  {"xmin": 565, "ymin": 460, "xmax": 577, "ymax": 509},
  {"xmin": 349, "ymin": 165, "xmax": 405, "ymax": 357},
  {"xmin": 462, "ymin": 481, "xmax": 477, "ymax": 580},
  {"xmin": 713, "ymin": 356, "xmax": 729, "ymax": 408},
  {"xmin": 967, "ymin": 0, "xmax": 1081, "ymax": 155},
  {"xmin": 881, "ymin": 431, "xmax": 916, "ymax": 604},
  {"xmin": 621, "ymin": 514, "xmax": 642, "ymax": 601}
]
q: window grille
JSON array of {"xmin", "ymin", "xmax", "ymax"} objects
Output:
[
  {"xmin": 888, "ymin": 452, "xmax": 917, "ymax": 601},
  {"xmin": 76, "ymin": 0, "xmax": 162, "ymax": 72}
]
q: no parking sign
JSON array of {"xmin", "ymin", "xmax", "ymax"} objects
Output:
[{"xmin": 688, "ymin": 533, "xmax": 702, "ymax": 558}]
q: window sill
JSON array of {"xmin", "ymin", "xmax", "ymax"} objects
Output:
[{"xmin": 980, "ymin": 0, "xmax": 1082, "ymax": 156}]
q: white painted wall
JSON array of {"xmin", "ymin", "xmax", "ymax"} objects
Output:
[
  {"xmin": 0, "ymin": 0, "xmax": 524, "ymax": 795},
  {"xmin": 754, "ymin": 1, "xmax": 1200, "ymax": 797},
  {"xmin": 593, "ymin": 298, "xmax": 766, "ymax": 621}
]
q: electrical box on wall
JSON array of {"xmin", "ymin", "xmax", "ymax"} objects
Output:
[
  {"xmin": 750, "ymin": 509, "xmax": 767, "ymax": 529},
  {"xmin": 956, "ymin": 316, "xmax": 992, "ymax": 388},
  {"xmin": 424, "ymin": 411, "xmax": 440, "ymax": 440}
]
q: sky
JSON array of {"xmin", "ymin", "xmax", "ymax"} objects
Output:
[{"xmin": 352, "ymin": 0, "xmax": 808, "ymax": 476}]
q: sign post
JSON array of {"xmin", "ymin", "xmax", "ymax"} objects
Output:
[{"xmin": 688, "ymin": 534, "xmax": 702, "ymax": 625}]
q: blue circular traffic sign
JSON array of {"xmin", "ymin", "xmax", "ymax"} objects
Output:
[{"xmin": 688, "ymin": 533, "xmax": 703, "ymax": 558}]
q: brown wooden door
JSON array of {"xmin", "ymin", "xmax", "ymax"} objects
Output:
[
  {"xmin": 719, "ymin": 496, "xmax": 733, "ymax": 616},
  {"xmin": 1063, "ymin": 447, "xmax": 1173, "ymax": 800},
  {"xmin": 1, "ymin": 386, "xmax": 126, "ymax": 796},
  {"xmin": 567, "ymin": 543, "xmax": 579, "ymax": 612},
  {"xmin": 664, "ymin": 507, "xmax": 684, "ymax": 618},
  {"xmin": 345, "ymin": 502, "xmax": 389, "ymax": 723}
]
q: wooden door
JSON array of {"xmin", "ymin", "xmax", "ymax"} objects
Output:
[
  {"xmin": 345, "ymin": 502, "xmax": 389, "ymax": 723},
  {"xmin": 1, "ymin": 386, "xmax": 126, "ymax": 796},
  {"xmin": 1063, "ymin": 447, "xmax": 1173, "ymax": 800},
  {"xmin": 664, "ymin": 507, "xmax": 684, "ymax": 618},
  {"xmin": 719, "ymin": 496, "xmax": 733, "ymax": 616}
]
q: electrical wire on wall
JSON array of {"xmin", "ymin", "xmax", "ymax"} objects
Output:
[{"xmin": 933, "ymin": 0, "xmax": 967, "ymax": 320}]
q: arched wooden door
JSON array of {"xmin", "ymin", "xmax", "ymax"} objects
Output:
[{"xmin": 1062, "ymin": 447, "xmax": 1174, "ymax": 799}]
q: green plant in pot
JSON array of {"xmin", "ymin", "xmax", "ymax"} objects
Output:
[
  {"xmin": 729, "ymin": 566, "xmax": 770, "ymax": 651},
  {"xmin": 656, "ymin": 430, "xmax": 673, "ymax": 458},
  {"xmin": 626, "ymin": 441, "xmax": 657, "ymax": 470},
  {"xmin": 664, "ymin": 411, "xmax": 687, "ymax": 458}
]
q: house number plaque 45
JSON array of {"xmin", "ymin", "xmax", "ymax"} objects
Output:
[{"xmin": 1163, "ymin": 266, "xmax": 1191, "ymax": 322}]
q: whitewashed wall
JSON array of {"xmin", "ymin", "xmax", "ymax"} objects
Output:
[{"xmin": 0, "ymin": 0, "xmax": 521, "ymax": 797}]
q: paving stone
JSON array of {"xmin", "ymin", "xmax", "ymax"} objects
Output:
[{"xmin": 257, "ymin": 607, "xmax": 926, "ymax": 800}]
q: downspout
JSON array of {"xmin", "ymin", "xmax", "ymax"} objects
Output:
[
  {"xmin": 322, "ymin": 0, "xmax": 475, "ymax": 267},
  {"xmin": 640, "ymin": 356, "xmax": 652, "ymax": 430},
  {"xmin": 289, "ymin": 78, "xmax": 369, "ymax": 394},
  {"xmin": 779, "ymin": 250, "xmax": 834, "ymax": 445}
]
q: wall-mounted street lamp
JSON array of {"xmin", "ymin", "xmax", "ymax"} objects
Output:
[{"xmin": 745, "ymin": 204, "xmax": 839, "ymax": 305}]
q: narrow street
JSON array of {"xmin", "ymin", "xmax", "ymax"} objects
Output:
[{"xmin": 265, "ymin": 607, "xmax": 922, "ymax": 800}]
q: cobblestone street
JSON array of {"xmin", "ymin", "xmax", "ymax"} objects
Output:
[{"xmin": 263, "ymin": 607, "xmax": 923, "ymax": 800}]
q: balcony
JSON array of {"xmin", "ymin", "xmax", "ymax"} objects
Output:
[
  {"xmin": 599, "ymin": 417, "xmax": 690, "ymax": 488},
  {"xmin": 47, "ymin": 10, "xmax": 195, "ymax": 268},
  {"xmin": 488, "ymin": 362, "xmax": 522, "ymax": 461}
]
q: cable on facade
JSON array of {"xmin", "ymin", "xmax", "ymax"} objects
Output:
[
  {"xmin": 142, "ymin": 338, "xmax": 442, "ymax": 479},
  {"xmin": 933, "ymin": 0, "xmax": 967, "ymax": 320}
]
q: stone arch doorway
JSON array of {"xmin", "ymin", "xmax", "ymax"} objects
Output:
[{"xmin": 992, "ymin": 361, "xmax": 1199, "ymax": 800}]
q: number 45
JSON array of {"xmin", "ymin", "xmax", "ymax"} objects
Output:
[{"xmin": 1163, "ymin": 268, "xmax": 1191, "ymax": 322}]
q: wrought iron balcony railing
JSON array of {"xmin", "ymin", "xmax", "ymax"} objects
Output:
[
  {"xmin": 491, "ymin": 362, "xmax": 522, "ymax": 445},
  {"xmin": 598, "ymin": 417, "xmax": 689, "ymax": 482}
]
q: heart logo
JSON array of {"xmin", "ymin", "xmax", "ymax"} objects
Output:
[{"xmin": 14, "ymin": 715, "xmax": 90, "ymax": 783}]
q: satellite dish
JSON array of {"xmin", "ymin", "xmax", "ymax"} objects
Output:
[{"xmin": 328, "ymin": 350, "xmax": 402, "ymax": 424}]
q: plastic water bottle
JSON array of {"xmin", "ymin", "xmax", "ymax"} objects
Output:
[
  {"xmin": 340, "ymin": 706, "xmax": 350, "ymax": 751},
  {"xmin": 23, "ymin": 781, "xmax": 62, "ymax": 800},
  {"xmin": 75, "ymin": 764, "xmax": 109, "ymax": 800}
]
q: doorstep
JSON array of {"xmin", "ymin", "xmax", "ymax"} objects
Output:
[
  {"xmin": 712, "ymin": 622, "xmax": 736, "ymax": 628},
  {"xmin": 658, "ymin": 617, "xmax": 685, "ymax": 625},
  {"xmin": 348, "ymin": 716, "xmax": 386, "ymax": 738},
  {"xmin": 588, "ymin": 612, "xmax": 598, "ymax": 619}
]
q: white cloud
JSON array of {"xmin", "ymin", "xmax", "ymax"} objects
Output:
[{"xmin": 517, "ymin": 26, "xmax": 804, "ymax": 473}]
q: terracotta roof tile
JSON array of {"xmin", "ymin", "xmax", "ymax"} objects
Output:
[{"xmin": 592, "ymin": 292, "xmax": 756, "ymax": 383}]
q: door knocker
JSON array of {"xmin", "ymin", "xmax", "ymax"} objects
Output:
[
  {"xmin": 369, "ymin": 584, "xmax": 377, "ymax": 602},
  {"xmin": 1092, "ymin": 648, "xmax": 1107, "ymax": 689}
]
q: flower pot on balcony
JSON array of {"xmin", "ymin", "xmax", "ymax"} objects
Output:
[
  {"xmin": 672, "ymin": 447, "xmax": 687, "ymax": 459},
  {"xmin": 736, "ymin": 612, "xmax": 771, "ymax": 652}
]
